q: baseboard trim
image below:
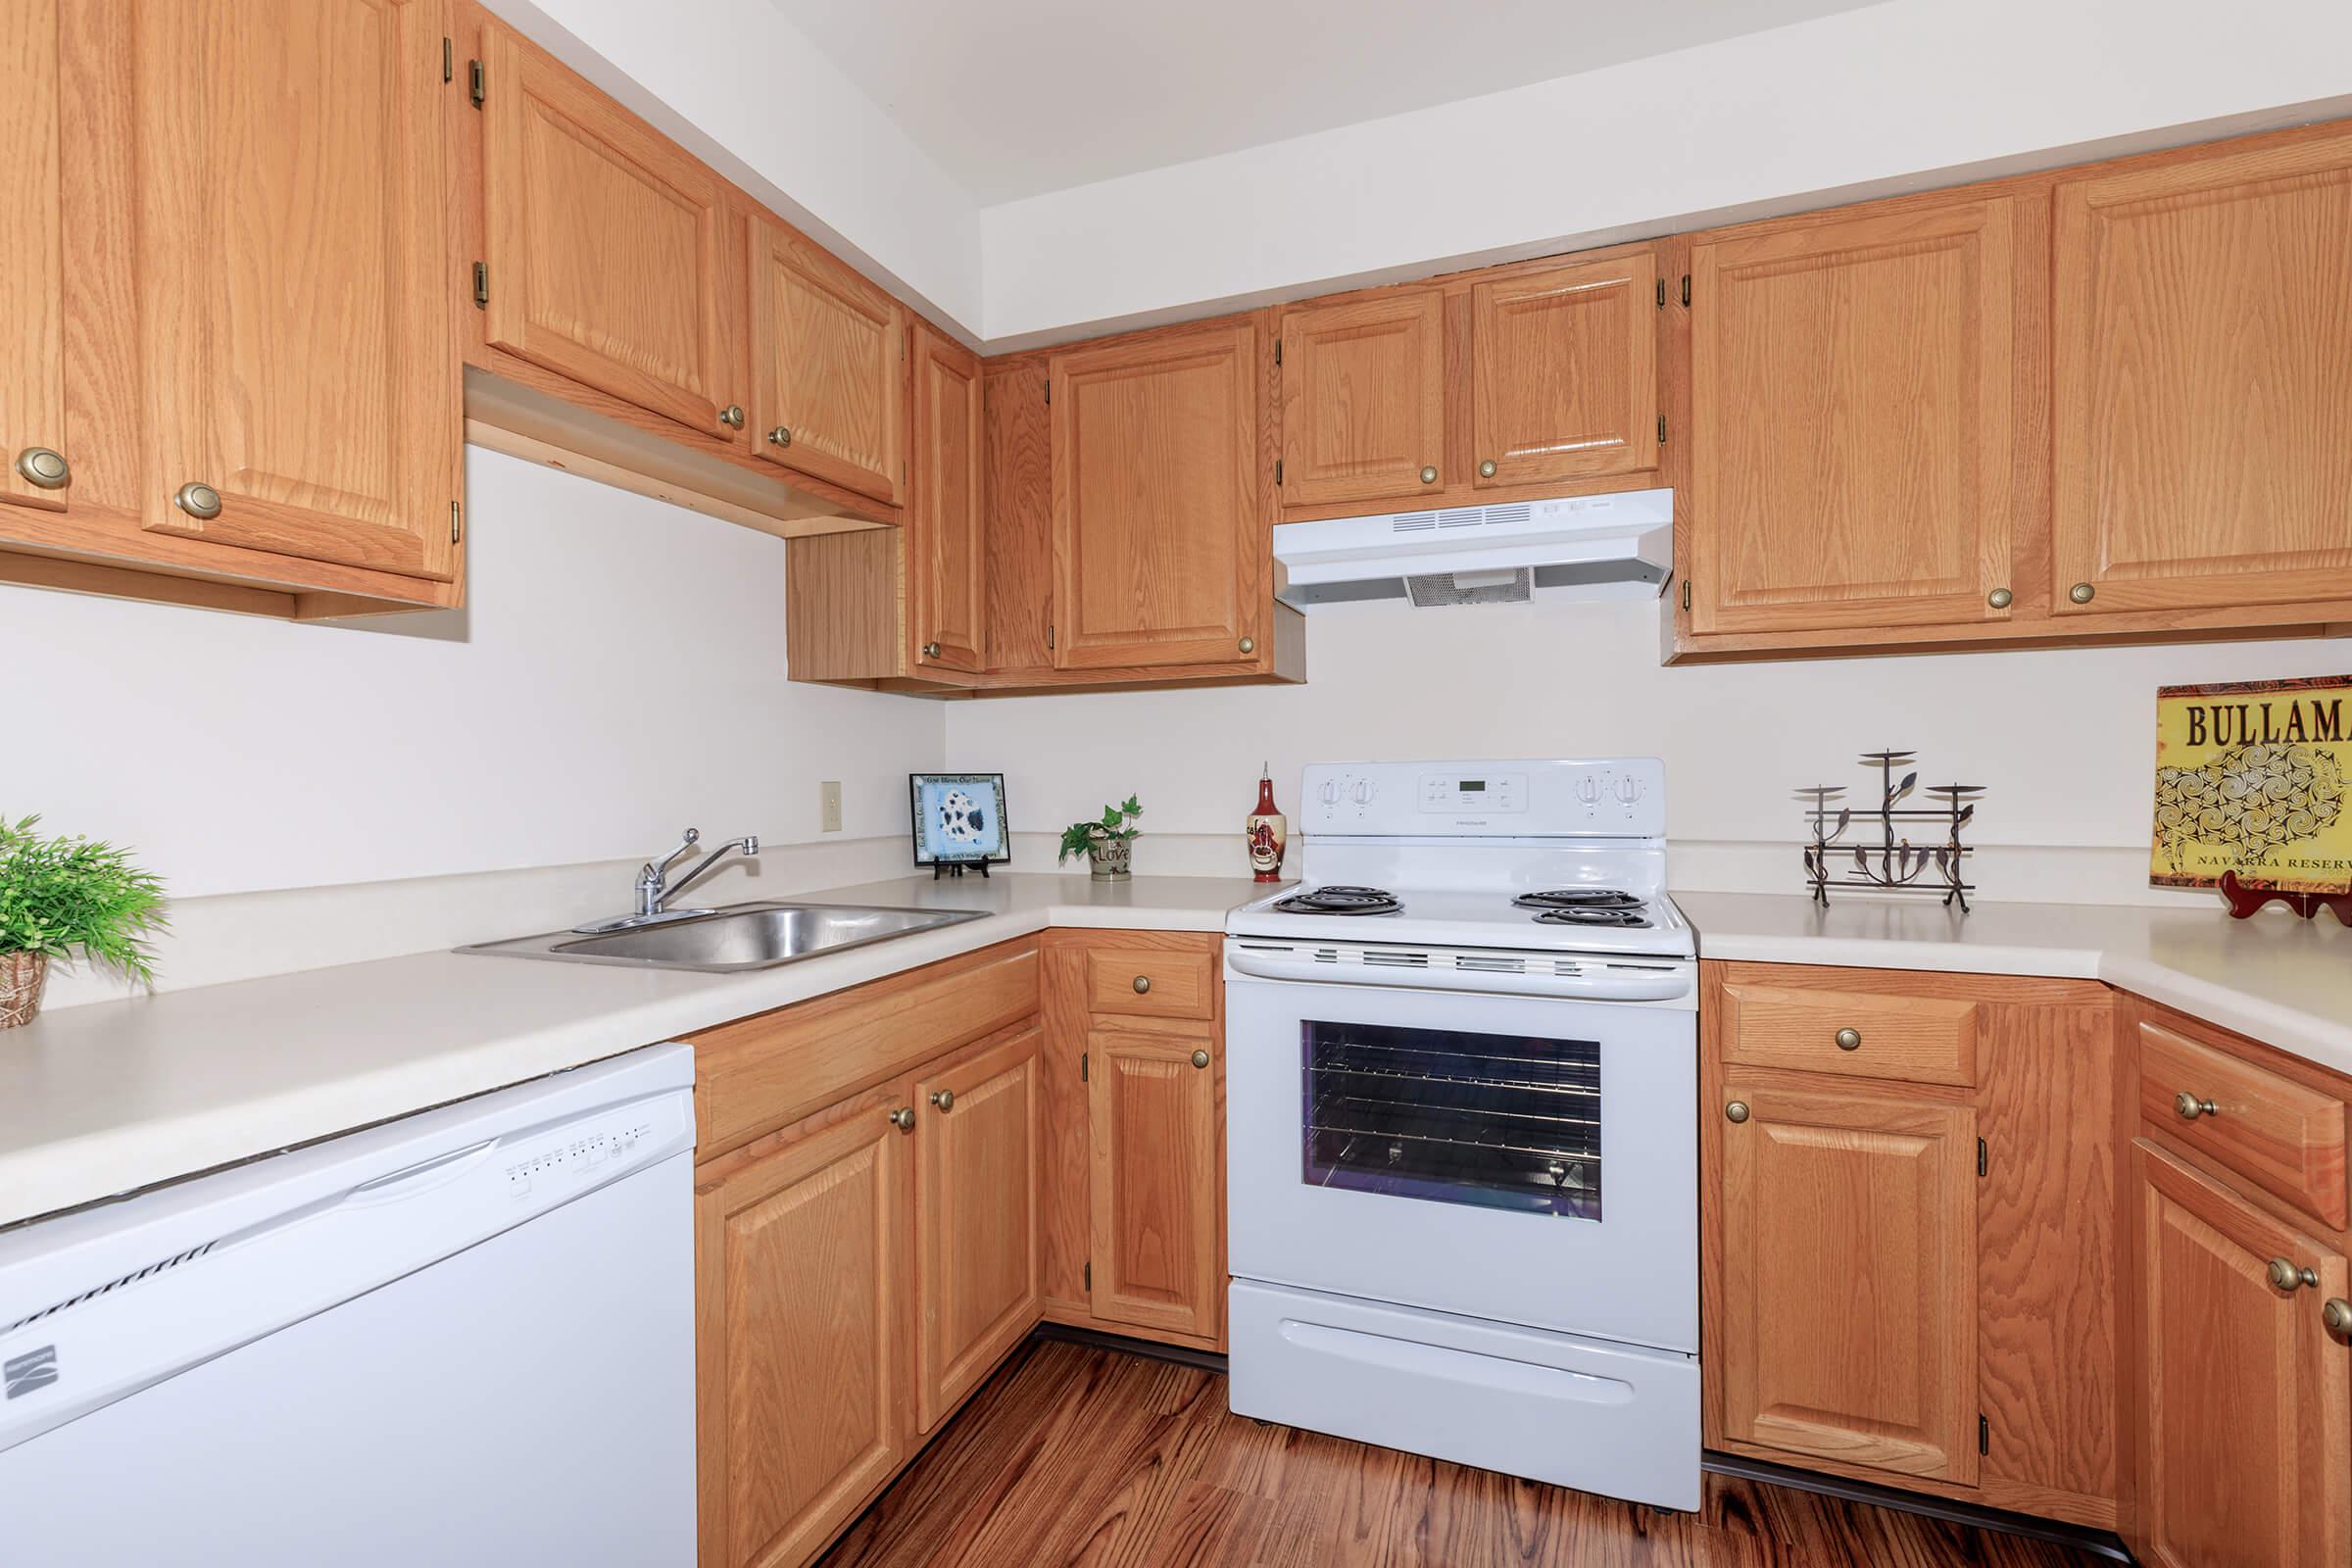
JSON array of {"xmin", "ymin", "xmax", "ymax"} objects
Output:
[
  {"xmin": 1702, "ymin": 1450, "xmax": 2132, "ymax": 1562},
  {"xmin": 1029, "ymin": 1320, "xmax": 1229, "ymax": 1375}
]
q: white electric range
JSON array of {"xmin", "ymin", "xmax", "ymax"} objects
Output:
[{"xmin": 1223, "ymin": 758, "xmax": 1699, "ymax": 1511}]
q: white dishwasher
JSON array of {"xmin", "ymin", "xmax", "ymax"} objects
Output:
[{"xmin": 0, "ymin": 1042, "xmax": 697, "ymax": 1567}]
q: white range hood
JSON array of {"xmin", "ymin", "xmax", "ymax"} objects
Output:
[{"xmin": 1272, "ymin": 488, "xmax": 1672, "ymax": 610}]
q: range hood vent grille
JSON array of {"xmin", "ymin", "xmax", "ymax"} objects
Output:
[{"xmin": 1275, "ymin": 487, "xmax": 1672, "ymax": 612}]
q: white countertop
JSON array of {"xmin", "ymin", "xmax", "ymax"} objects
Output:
[
  {"xmin": 1676, "ymin": 891, "xmax": 2352, "ymax": 1079},
  {"xmin": 0, "ymin": 874, "xmax": 1266, "ymax": 1230}
]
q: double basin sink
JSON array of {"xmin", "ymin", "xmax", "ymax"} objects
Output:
[{"xmin": 460, "ymin": 902, "xmax": 990, "ymax": 973}]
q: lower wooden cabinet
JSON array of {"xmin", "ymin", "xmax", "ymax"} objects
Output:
[
  {"xmin": 1702, "ymin": 961, "xmax": 2120, "ymax": 1527},
  {"xmin": 1717, "ymin": 1081, "xmax": 1979, "ymax": 1483},
  {"xmin": 2129, "ymin": 1140, "xmax": 2349, "ymax": 1568}
]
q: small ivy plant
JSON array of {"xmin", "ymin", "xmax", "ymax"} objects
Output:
[
  {"xmin": 0, "ymin": 814, "xmax": 169, "ymax": 983},
  {"xmin": 1056, "ymin": 796, "xmax": 1143, "ymax": 864}
]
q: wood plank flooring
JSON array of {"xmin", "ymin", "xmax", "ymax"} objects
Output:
[{"xmin": 820, "ymin": 1340, "xmax": 2114, "ymax": 1568}]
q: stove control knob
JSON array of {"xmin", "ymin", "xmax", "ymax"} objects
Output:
[
  {"xmin": 1319, "ymin": 780, "xmax": 1340, "ymax": 806},
  {"xmin": 1574, "ymin": 776, "xmax": 1603, "ymax": 806},
  {"xmin": 1351, "ymin": 780, "xmax": 1375, "ymax": 805},
  {"xmin": 1615, "ymin": 776, "xmax": 1643, "ymax": 805}
]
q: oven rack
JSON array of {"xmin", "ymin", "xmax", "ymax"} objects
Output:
[
  {"xmin": 1311, "ymin": 1057, "xmax": 1600, "ymax": 1100},
  {"xmin": 1308, "ymin": 1105, "xmax": 1601, "ymax": 1157}
]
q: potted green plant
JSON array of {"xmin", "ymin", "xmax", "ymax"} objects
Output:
[
  {"xmin": 0, "ymin": 814, "xmax": 168, "ymax": 1028},
  {"xmin": 1056, "ymin": 795, "xmax": 1142, "ymax": 880}
]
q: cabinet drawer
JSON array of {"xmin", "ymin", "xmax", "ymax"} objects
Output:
[
  {"xmin": 1719, "ymin": 977, "xmax": 1979, "ymax": 1087},
  {"xmin": 1085, "ymin": 948, "xmax": 1215, "ymax": 1021},
  {"xmin": 2139, "ymin": 1020, "xmax": 2348, "ymax": 1229}
]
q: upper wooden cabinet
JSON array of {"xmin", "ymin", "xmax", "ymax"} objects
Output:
[
  {"xmin": 749, "ymin": 218, "xmax": 905, "ymax": 507},
  {"xmin": 2129, "ymin": 1140, "xmax": 2349, "ymax": 1568},
  {"xmin": 1471, "ymin": 252, "xmax": 1658, "ymax": 491},
  {"xmin": 0, "ymin": 0, "xmax": 64, "ymax": 519},
  {"xmin": 479, "ymin": 20, "xmax": 743, "ymax": 441},
  {"xmin": 1688, "ymin": 194, "xmax": 2023, "ymax": 636},
  {"xmin": 2051, "ymin": 125, "xmax": 2352, "ymax": 617},
  {"xmin": 132, "ymin": 0, "xmax": 461, "ymax": 583},
  {"xmin": 1050, "ymin": 321, "xmax": 1265, "ymax": 670},
  {"xmin": 1278, "ymin": 289, "xmax": 1446, "ymax": 509},
  {"xmin": 907, "ymin": 322, "xmax": 985, "ymax": 673}
]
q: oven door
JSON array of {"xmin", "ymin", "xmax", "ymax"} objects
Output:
[{"xmin": 1225, "ymin": 947, "xmax": 1696, "ymax": 1354}]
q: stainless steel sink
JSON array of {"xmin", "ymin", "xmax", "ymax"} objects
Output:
[{"xmin": 458, "ymin": 902, "xmax": 990, "ymax": 973}]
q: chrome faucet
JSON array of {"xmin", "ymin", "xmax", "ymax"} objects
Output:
[{"xmin": 574, "ymin": 827, "xmax": 760, "ymax": 933}]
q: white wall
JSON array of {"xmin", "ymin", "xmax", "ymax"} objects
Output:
[
  {"xmin": 980, "ymin": 0, "xmax": 2352, "ymax": 342},
  {"xmin": 6, "ymin": 448, "xmax": 944, "ymax": 901},
  {"xmin": 944, "ymin": 602, "xmax": 2352, "ymax": 906}
]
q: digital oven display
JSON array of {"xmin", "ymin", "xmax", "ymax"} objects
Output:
[{"xmin": 1458, "ymin": 780, "xmax": 1485, "ymax": 792}]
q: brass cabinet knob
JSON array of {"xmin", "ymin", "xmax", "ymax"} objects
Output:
[
  {"xmin": 1835, "ymin": 1027, "xmax": 1862, "ymax": 1051},
  {"xmin": 718, "ymin": 404, "xmax": 746, "ymax": 429},
  {"xmin": 1986, "ymin": 587, "xmax": 2013, "ymax": 610},
  {"xmin": 2176, "ymin": 1091, "xmax": 2220, "ymax": 1121},
  {"xmin": 1191, "ymin": 1049, "xmax": 1210, "ymax": 1069},
  {"xmin": 766, "ymin": 425, "xmax": 793, "ymax": 448},
  {"xmin": 15, "ymin": 447, "xmax": 69, "ymax": 489},
  {"xmin": 929, "ymin": 1088, "xmax": 955, "ymax": 1112},
  {"xmin": 922, "ymin": 641, "xmax": 942, "ymax": 659},
  {"xmin": 887, "ymin": 1106, "xmax": 915, "ymax": 1131},
  {"xmin": 174, "ymin": 482, "xmax": 222, "ymax": 519},
  {"xmin": 1478, "ymin": 459, "xmax": 1497, "ymax": 479},
  {"xmin": 1419, "ymin": 465, "xmax": 1439, "ymax": 485},
  {"xmin": 2327, "ymin": 1298, "xmax": 2352, "ymax": 1338},
  {"xmin": 2069, "ymin": 582, "xmax": 2096, "ymax": 605},
  {"xmin": 1725, "ymin": 1101, "xmax": 1750, "ymax": 1124},
  {"xmin": 1132, "ymin": 974, "xmax": 1152, "ymax": 994},
  {"xmin": 1239, "ymin": 637, "xmax": 1255, "ymax": 655},
  {"xmin": 2269, "ymin": 1257, "xmax": 2321, "ymax": 1291}
]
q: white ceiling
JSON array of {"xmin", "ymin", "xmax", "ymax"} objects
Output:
[{"xmin": 767, "ymin": 0, "xmax": 1887, "ymax": 205}]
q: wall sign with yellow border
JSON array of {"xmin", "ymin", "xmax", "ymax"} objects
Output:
[{"xmin": 2152, "ymin": 676, "xmax": 2352, "ymax": 892}]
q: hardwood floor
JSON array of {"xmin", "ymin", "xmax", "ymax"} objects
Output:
[{"xmin": 819, "ymin": 1340, "xmax": 2114, "ymax": 1567}]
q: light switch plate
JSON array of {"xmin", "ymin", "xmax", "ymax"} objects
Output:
[{"xmin": 819, "ymin": 780, "xmax": 843, "ymax": 834}]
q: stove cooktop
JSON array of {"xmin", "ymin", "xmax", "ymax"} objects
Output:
[{"xmin": 1270, "ymin": 885, "xmax": 1402, "ymax": 916}]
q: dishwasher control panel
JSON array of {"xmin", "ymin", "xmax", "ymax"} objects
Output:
[{"xmin": 502, "ymin": 1097, "xmax": 689, "ymax": 1200}]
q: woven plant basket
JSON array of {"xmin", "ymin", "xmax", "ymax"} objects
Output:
[{"xmin": 0, "ymin": 952, "xmax": 48, "ymax": 1029}]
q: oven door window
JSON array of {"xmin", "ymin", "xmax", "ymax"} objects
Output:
[{"xmin": 1301, "ymin": 1019, "xmax": 1601, "ymax": 1220}]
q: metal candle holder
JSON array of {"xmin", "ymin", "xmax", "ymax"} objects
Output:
[{"xmin": 1799, "ymin": 751, "xmax": 1982, "ymax": 911}]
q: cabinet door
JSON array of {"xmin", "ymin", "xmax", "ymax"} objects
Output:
[
  {"xmin": 132, "ymin": 0, "xmax": 460, "ymax": 581},
  {"xmin": 908, "ymin": 322, "xmax": 985, "ymax": 672},
  {"xmin": 1051, "ymin": 322, "xmax": 1263, "ymax": 670},
  {"xmin": 1470, "ymin": 252, "xmax": 1657, "ymax": 490},
  {"xmin": 1719, "ymin": 1080, "xmax": 1978, "ymax": 1482},
  {"xmin": 481, "ymin": 22, "xmax": 740, "ymax": 440},
  {"xmin": 1278, "ymin": 289, "xmax": 1446, "ymax": 509},
  {"xmin": 2131, "ymin": 1141, "xmax": 2349, "ymax": 1568},
  {"xmin": 0, "ymin": 0, "xmax": 65, "ymax": 516},
  {"xmin": 2052, "ymin": 127, "xmax": 2352, "ymax": 616},
  {"xmin": 1087, "ymin": 1028, "xmax": 1220, "ymax": 1339},
  {"xmin": 749, "ymin": 218, "xmax": 904, "ymax": 505},
  {"xmin": 911, "ymin": 1029, "xmax": 1040, "ymax": 1432},
  {"xmin": 1689, "ymin": 196, "xmax": 2019, "ymax": 634},
  {"xmin": 697, "ymin": 1098, "xmax": 911, "ymax": 1568}
]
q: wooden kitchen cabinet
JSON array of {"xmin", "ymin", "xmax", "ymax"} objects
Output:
[
  {"xmin": 1050, "ymin": 319, "xmax": 1267, "ymax": 670},
  {"xmin": 749, "ymin": 217, "xmax": 905, "ymax": 507},
  {"xmin": 1277, "ymin": 288, "xmax": 1447, "ymax": 509},
  {"xmin": 1717, "ymin": 1079, "xmax": 1980, "ymax": 1483},
  {"xmin": 2128, "ymin": 1140, "xmax": 2349, "ymax": 1568},
  {"xmin": 696, "ymin": 1085, "xmax": 913, "ymax": 1568},
  {"xmin": 1086, "ymin": 1028, "xmax": 1223, "ymax": 1341},
  {"xmin": 906, "ymin": 321, "xmax": 986, "ymax": 673},
  {"xmin": 1686, "ymin": 192, "xmax": 2027, "ymax": 637},
  {"xmin": 1702, "ymin": 962, "xmax": 2121, "ymax": 1528},
  {"xmin": 2051, "ymin": 123, "xmax": 2352, "ymax": 618},
  {"xmin": 479, "ymin": 18, "xmax": 744, "ymax": 442},
  {"xmin": 911, "ymin": 1028, "xmax": 1040, "ymax": 1433},
  {"xmin": 1470, "ymin": 251, "xmax": 1658, "ymax": 492},
  {"xmin": 0, "ymin": 0, "xmax": 65, "ymax": 520}
]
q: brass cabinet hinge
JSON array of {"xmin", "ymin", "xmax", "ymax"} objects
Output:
[
  {"xmin": 450, "ymin": 500, "xmax": 463, "ymax": 545},
  {"xmin": 1083, "ymin": 1260, "xmax": 1092, "ymax": 1293},
  {"xmin": 1681, "ymin": 578, "xmax": 1691, "ymax": 612},
  {"xmin": 1274, "ymin": 339, "xmax": 1283, "ymax": 366},
  {"xmin": 442, "ymin": 37, "xmax": 453, "ymax": 82},
  {"xmin": 1046, "ymin": 623, "xmax": 1055, "ymax": 651},
  {"xmin": 1275, "ymin": 458, "xmax": 1283, "ymax": 486},
  {"xmin": 471, "ymin": 261, "xmax": 488, "ymax": 309},
  {"xmin": 1657, "ymin": 414, "xmax": 1668, "ymax": 446},
  {"xmin": 468, "ymin": 58, "xmax": 485, "ymax": 109},
  {"xmin": 1978, "ymin": 1414, "xmax": 1989, "ymax": 1455},
  {"xmin": 1978, "ymin": 1137, "xmax": 1987, "ymax": 1178},
  {"xmin": 1080, "ymin": 1052, "xmax": 1088, "ymax": 1082},
  {"xmin": 1655, "ymin": 276, "xmax": 1665, "ymax": 309},
  {"xmin": 1681, "ymin": 274, "xmax": 1690, "ymax": 308}
]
